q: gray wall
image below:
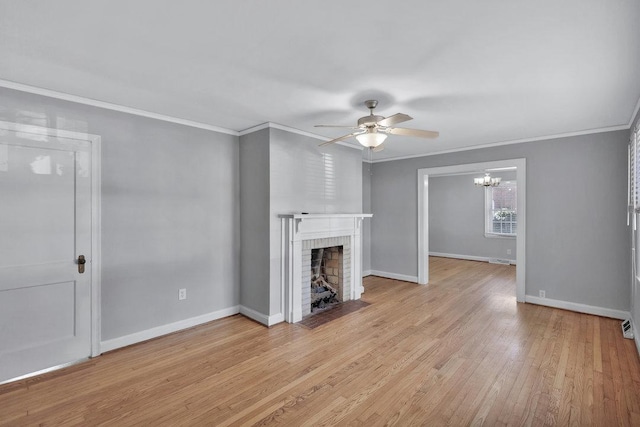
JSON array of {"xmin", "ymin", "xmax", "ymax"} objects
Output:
[
  {"xmin": 429, "ymin": 172, "xmax": 516, "ymax": 260},
  {"xmin": 239, "ymin": 128, "xmax": 363, "ymax": 318},
  {"xmin": 370, "ymin": 130, "xmax": 630, "ymax": 312},
  {"xmin": 269, "ymin": 129, "xmax": 362, "ymax": 216},
  {"xmin": 268, "ymin": 129, "xmax": 362, "ymax": 315},
  {"xmin": 239, "ymin": 129, "xmax": 271, "ymax": 315},
  {"xmin": 0, "ymin": 87, "xmax": 240, "ymax": 342},
  {"xmin": 362, "ymin": 163, "xmax": 372, "ymax": 272}
]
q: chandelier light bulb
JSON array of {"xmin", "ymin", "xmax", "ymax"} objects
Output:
[{"xmin": 474, "ymin": 173, "xmax": 501, "ymax": 187}]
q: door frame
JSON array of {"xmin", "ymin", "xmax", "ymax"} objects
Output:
[
  {"xmin": 0, "ymin": 120, "xmax": 102, "ymax": 357},
  {"xmin": 417, "ymin": 158, "xmax": 526, "ymax": 302}
]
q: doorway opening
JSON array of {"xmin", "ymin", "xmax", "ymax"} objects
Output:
[{"xmin": 417, "ymin": 159, "xmax": 526, "ymax": 301}]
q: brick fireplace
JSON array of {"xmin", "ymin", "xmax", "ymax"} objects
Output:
[{"xmin": 280, "ymin": 214, "xmax": 372, "ymax": 323}]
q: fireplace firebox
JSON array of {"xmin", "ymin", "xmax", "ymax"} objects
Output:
[{"xmin": 310, "ymin": 246, "xmax": 343, "ymax": 312}]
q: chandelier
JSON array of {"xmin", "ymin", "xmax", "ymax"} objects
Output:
[{"xmin": 474, "ymin": 173, "xmax": 501, "ymax": 187}]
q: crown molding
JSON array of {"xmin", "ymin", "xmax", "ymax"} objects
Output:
[
  {"xmin": 238, "ymin": 122, "xmax": 271, "ymax": 136},
  {"xmin": 239, "ymin": 122, "xmax": 362, "ymax": 150},
  {"xmin": 0, "ymin": 80, "xmax": 362, "ymax": 150},
  {"xmin": 0, "ymin": 79, "xmax": 239, "ymax": 136},
  {"xmin": 370, "ymin": 124, "xmax": 630, "ymax": 163},
  {"xmin": 240, "ymin": 122, "xmax": 328, "ymax": 139},
  {"xmin": 2, "ymin": 78, "xmax": 635, "ymax": 157}
]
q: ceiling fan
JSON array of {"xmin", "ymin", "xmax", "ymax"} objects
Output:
[{"xmin": 315, "ymin": 100, "xmax": 439, "ymax": 152}]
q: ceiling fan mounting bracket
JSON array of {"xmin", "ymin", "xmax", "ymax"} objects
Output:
[
  {"xmin": 359, "ymin": 99, "xmax": 384, "ymax": 126},
  {"xmin": 364, "ymin": 100, "xmax": 378, "ymax": 110},
  {"xmin": 358, "ymin": 115, "xmax": 385, "ymax": 127}
]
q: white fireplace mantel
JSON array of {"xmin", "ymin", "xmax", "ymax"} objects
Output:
[{"xmin": 280, "ymin": 213, "xmax": 372, "ymax": 323}]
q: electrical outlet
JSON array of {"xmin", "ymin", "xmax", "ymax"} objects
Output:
[
  {"xmin": 539, "ymin": 290, "xmax": 545, "ymax": 298},
  {"xmin": 506, "ymin": 249, "xmax": 512, "ymax": 255},
  {"xmin": 178, "ymin": 288, "xmax": 187, "ymax": 300}
]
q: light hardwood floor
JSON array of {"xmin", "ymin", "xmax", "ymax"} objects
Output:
[{"xmin": 1, "ymin": 257, "xmax": 639, "ymax": 426}]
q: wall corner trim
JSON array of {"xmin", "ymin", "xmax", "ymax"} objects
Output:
[
  {"xmin": 629, "ymin": 95, "xmax": 640, "ymax": 128},
  {"xmin": 239, "ymin": 306, "xmax": 284, "ymax": 327},
  {"xmin": 368, "ymin": 270, "xmax": 418, "ymax": 283},
  {"xmin": 99, "ymin": 306, "xmax": 240, "ymax": 353},
  {"xmin": 634, "ymin": 318, "xmax": 640, "ymax": 357},
  {"xmin": 362, "ymin": 270, "xmax": 373, "ymax": 277},
  {"xmin": 524, "ymin": 296, "xmax": 630, "ymax": 320}
]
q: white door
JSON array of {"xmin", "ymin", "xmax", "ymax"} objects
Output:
[{"xmin": 0, "ymin": 128, "xmax": 92, "ymax": 383}]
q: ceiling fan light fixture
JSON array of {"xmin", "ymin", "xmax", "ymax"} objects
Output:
[
  {"xmin": 315, "ymin": 100, "xmax": 438, "ymax": 149},
  {"xmin": 356, "ymin": 132, "xmax": 387, "ymax": 148}
]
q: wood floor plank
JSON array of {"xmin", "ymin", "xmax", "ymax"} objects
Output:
[{"xmin": 1, "ymin": 257, "xmax": 639, "ymax": 426}]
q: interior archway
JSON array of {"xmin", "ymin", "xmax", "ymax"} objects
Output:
[{"xmin": 417, "ymin": 158, "xmax": 526, "ymax": 301}]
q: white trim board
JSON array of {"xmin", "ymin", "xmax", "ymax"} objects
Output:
[
  {"xmin": 629, "ymin": 95, "xmax": 640, "ymax": 128},
  {"xmin": 239, "ymin": 306, "xmax": 284, "ymax": 327},
  {"xmin": 525, "ymin": 296, "xmax": 629, "ymax": 320},
  {"xmin": 634, "ymin": 318, "xmax": 640, "ymax": 357},
  {"xmin": 368, "ymin": 270, "xmax": 418, "ymax": 283},
  {"xmin": 90, "ymin": 135, "xmax": 102, "ymax": 357},
  {"xmin": 100, "ymin": 306, "xmax": 240, "ymax": 353},
  {"xmin": 430, "ymin": 252, "xmax": 516, "ymax": 265}
]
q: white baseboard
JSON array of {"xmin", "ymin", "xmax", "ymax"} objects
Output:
[
  {"xmin": 430, "ymin": 251, "xmax": 516, "ymax": 265},
  {"xmin": 362, "ymin": 269, "xmax": 373, "ymax": 277},
  {"xmin": 239, "ymin": 306, "xmax": 284, "ymax": 327},
  {"xmin": 268, "ymin": 312, "xmax": 284, "ymax": 326},
  {"xmin": 525, "ymin": 296, "xmax": 630, "ymax": 320},
  {"xmin": 100, "ymin": 306, "xmax": 240, "ymax": 353},
  {"xmin": 368, "ymin": 270, "xmax": 418, "ymax": 283}
]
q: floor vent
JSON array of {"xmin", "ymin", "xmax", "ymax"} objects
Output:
[
  {"xmin": 489, "ymin": 258, "xmax": 510, "ymax": 265},
  {"xmin": 622, "ymin": 319, "xmax": 634, "ymax": 339}
]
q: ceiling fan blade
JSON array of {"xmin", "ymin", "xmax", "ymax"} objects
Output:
[
  {"xmin": 376, "ymin": 113, "xmax": 412, "ymax": 127},
  {"xmin": 319, "ymin": 131, "xmax": 362, "ymax": 146},
  {"xmin": 372, "ymin": 143, "xmax": 385, "ymax": 153},
  {"xmin": 387, "ymin": 127, "xmax": 439, "ymax": 139},
  {"xmin": 314, "ymin": 124, "xmax": 361, "ymax": 129}
]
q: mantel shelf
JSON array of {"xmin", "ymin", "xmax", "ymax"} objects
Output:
[{"xmin": 278, "ymin": 213, "xmax": 373, "ymax": 220}]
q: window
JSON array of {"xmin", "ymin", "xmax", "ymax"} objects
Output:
[{"xmin": 485, "ymin": 181, "xmax": 517, "ymax": 237}]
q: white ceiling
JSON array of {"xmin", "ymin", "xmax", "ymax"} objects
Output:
[{"xmin": 1, "ymin": 1, "xmax": 639, "ymax": 161}]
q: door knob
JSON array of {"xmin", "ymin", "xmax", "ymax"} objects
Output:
[{"xmin": 77, "ymin": 255, "xmax": 86, "ymax": 274}]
